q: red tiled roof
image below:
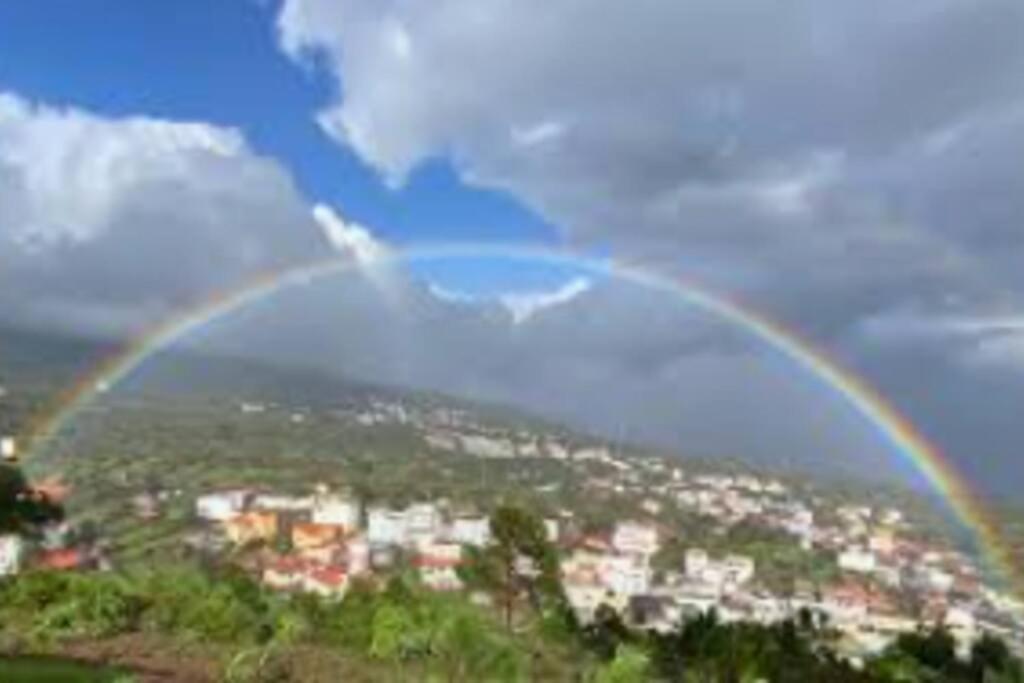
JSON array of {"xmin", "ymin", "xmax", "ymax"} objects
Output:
[
  {"xmin": 308, "ymin": 566, "xmax": 347, "ymax": 587},
  {"xmin": 37, "ymin": 548, "xmax": 82, "ymax": 570}
]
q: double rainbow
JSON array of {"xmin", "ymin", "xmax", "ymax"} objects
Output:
[{"xmin": 17, "ymin": 244, "xmax": 1019, "ymax": 594}]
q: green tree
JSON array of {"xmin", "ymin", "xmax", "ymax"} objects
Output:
[
  {"xmin": 0, "ymin": 463, "xmax": 63, "ymax": 535},
  {"xmin": 593, "ymin": 644, "xmax": 651, "ymax": 683},
  {"xmin": 463, "ymin": 504, "xmax": 563, "ymax": 631}
]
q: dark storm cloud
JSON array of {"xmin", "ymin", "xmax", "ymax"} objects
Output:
[{"xmin": 271, "ymin": 0, "xmax": 1024, "ymax": 492}]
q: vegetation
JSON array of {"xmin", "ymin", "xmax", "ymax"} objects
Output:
[
  {"xmin": 0, "ymin": 462, "xmax": 63, "ymax": 536},
  {"xmin": 0, "ymin": 656, "xmax": 131, "ymax": 683}
]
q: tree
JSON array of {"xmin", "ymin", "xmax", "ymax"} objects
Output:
[
  {"xmin": 463, "ymin": 504, "xmax": 563, "ymax": 631},
  {"xmin": 0, "ymin": 462, "xmax": 63, "ymax": 535},
  {"xmin": 593, "ymin": 644, "xmax": 651, "ymax": 683}
]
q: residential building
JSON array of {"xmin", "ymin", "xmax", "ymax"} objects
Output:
[
  {"xmin": 0, "ymin": 534, "xmax": 24, "ymax": 576},
  {"xmin": 311, "ymin": 494, "xmax": 360, "ymax": 531},
  {"xmin": 223, "ymin": 512, "xmax": 278, "ymax": 545},
  {"xmin": 346, "ymin": 534, "xmax": 371, "ymax": 575},
  {"xmin": 601, "ymin": 554, "xmax": 652, "ymax": 597},
  {"xmin": 838, "ymin": 547, "xmax": 877, "ymax": 574},
  {"xmin": 685, "ymin": 548, "xmax": 709, "ymax": 578},
  {"xmin": 196, "ymin": 490, "xmax": 249, "ymax": 521},
  {"xmin": 1, "ymin": 436, "xmax": 16, "ymax": 461},
  {"xmin": 450, "ymin": 516, "xmax": 491, "ymax": 547},
  {"xmin": 405, "ymin": 503, "xmax": 442, "ymax": 546},
  {"xmin": 415, "ymin": 542, "xmax": 463, "ymax": 591},
  {"xmin": 367, "ymin": 507, "xmax": 407, "ymax": 546},
  {"xmin": 252, "ymin": 493, "xmax": 314, "ymax": 512},
  {"xmin": 292, "ymin": 522, "xmax": 340, "ymax": 554},
  {"xmin": 612, "ymin": 522, "xmax": 659, "ymax": 557},
  {"xmin": 303, "ymin": 566, "xmax": 349, "ymax": 599}
]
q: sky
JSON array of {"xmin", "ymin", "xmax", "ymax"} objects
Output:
[{"xmin": 1, "ymin": 1, "xmax": 1023, "ymax": 497}]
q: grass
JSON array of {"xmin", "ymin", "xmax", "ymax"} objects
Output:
[{"xmin": 0, "ymin": 655, "xmax": 130, "ymax": 682}]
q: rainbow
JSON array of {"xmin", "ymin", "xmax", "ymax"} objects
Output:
[{"xmin": 16, "ymin": 244, "xmax": 1019, "ymax": 593}]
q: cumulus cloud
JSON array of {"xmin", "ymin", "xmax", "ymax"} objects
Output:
[{"xmin": 0, "ymin": 92, "xmax": 335, "ymax": 336}]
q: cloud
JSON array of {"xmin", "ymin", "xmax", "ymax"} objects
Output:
[
  {"xmin": 273, "ymin": 1, "xmax": 1024, "ymax": 494},
  {"xmin": 312, "ymin": 203, "xmax": 389, "ymax": 265},
  {"xmin": 499, "ymin": 277, "xmax": 591, "ymax": 324},
  {"xmin": 425, "ymin": 275, "xmax": 592, "ymax": 324},
  {"xmin": 0, "ymin": 92, "xmax": 336, "ymax": 336},
  {"xmin": 276, "ymin": 0, "xmax": 1024, "ymax": 329}
]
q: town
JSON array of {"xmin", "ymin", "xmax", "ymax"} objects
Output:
[{"xmin": 3, "ymin": 395, "xmax": 1022, "ymax": 669}]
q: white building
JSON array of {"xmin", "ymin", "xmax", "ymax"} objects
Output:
[
  {"xmin": 1, "ymin": 436, "xmax": 16, "ymax": 461},
  {"xmin": 838, "ymin": 547, "xmax": 877, "ymax": 574},
  {"xmin": 367, "ymin": 507, "xmax": 407, "ymax": 546},
  {"xmin": 0, "ymin": 534, "xmax": 24, "ymax": 576},
  {"xmin": 601, "ymin": 555, "xmax": 652, "ymax": 597},
  {"xmin": 721, "ymin": 555, "xmax": 756, "ymax": 586},
  {"xmin": 924, "ymin": 567, "xmax": 955, "ymax": 593},
  {"xmin": 346, "ymin": 534, "xmax": 371, "ymax": 576},
  {"xmin": 450, "ymin": 517, "xmax": 491, "ymax": 547},
  {"xmin": 312, "ymin": 494, "xmax": 360, "ymax": 531},
  {"xmin": 612, "ymin": 522, "xmax": 659, "ymax": 557},
  {"xmin": 196, "ymin": 490, "xmax": 249, "ymax": 521},
  {"xmin": 416, "ymin": 541, "xmax": 463, "ymax": 591},
  {"xmin": 544, "ymin": 518, "xmax": 560, "ymax": 543},
  {"xmin": 685, "ymin": 548, "xmax": 709, "ymax": 578},
  {"xmin": 406, "ymin": 503, "xmax": 442, "ymax": 546},
  {"xmin": 252, "ymin": 493, "xmax": 314, "ymax": 512}
]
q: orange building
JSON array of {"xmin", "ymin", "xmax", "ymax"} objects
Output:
[
  {"xmin": 292, "ymin": 522, "xmax": 340, "ymax": 552},
  {"xmin": 224, "ymin": 511, "xmax": 278, "ymax": 545}
]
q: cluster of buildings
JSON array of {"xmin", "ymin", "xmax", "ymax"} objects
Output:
[{"xmin": 189, "ymin": 486, "xmax": 563, "ymax": 599}]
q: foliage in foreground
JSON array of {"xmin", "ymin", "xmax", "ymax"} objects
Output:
[{"xmin": 2, "ymin": 563, "xmax": 1022, "ymax": 682}]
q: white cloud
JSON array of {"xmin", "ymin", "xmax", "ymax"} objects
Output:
[
  {"xmin": 499, "ymin": 277, "xmax": 592, "ymax": 324},
  {"xmin": 312, "ymin": 203, "xmax": 389, "ymax": 265},
  {"xmin": 425, "ymin": 276, "xmax": 592, "ymax": 324},
  {"xmin": 511, "ymin": 120, "xmax": 566, "ymax": 148},
  {"xmin": 0, "ymin": 91, "xmax": 329, "ymax": 335}
]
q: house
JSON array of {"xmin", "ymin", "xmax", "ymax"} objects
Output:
[
  {"xmin": 564, "ymin": 579, "xmax": 614, "ymax": 623},
  {"xmin": 544, "ymin": 518, "xmax": 560, "ymax": 543},
  {"xmin": 292, "ymin": 522, "xmax": 340, "ymax": 553},
  {"xmin": 415, "ymin": 542, "xmax": 463, "ymax": 591},
  {"xmin": 0, "ymin": 534, "xmax": 24, "ymax": 576},
  {"xmin": 367, "ymin": 507, "xmax": 407, "ymax": 546},
  {"xmin": 196, "ymin": 490, "xmax": 249, "ymax": 521},
  {"xmin": 612, "ymin": 522, "xmax": 659, "ymax": 557},
  {"xmin": 36, "ymin": 548, "xmax": 85, "ymax": 571},
  {"xmin": 262, "ymin": 556, "xmax": 307, "ymax": 590},
  {"xmin": 601, "ymin": 554, "xmax": 652, "ymax": 597},
  {"xmin": 449, "ymin": 516, "xmax": 491, "ymax": 547},
  {"xmin": 252, "ymin": 493, "xmax": 314, "ymax": 512},
  {"xmin": 132, "ymin": 492, "xmax": 160, "ymax": 520},
  {"xmin": 303, "ymin": 566, "xmax": 349, "ymax": 598},
  {"xmin": 223, "ymin": 511, "xmax": 278, "ymax": 545},
  {"xmin": 1, "ymin": 436, "xmax": 16, "ymax": 461},
  {"xmin": 346, "ymin": 534, "xmax": 371, "ymax": 575},
  {"xmin": 311, "ymin": 494, "xmax": 360, "ymax": 531},
  {"xmin": 721, "ymin": 555, "xmax": 755, "ymax": 584},
  {"xmin": 838, "ymin": 547, "xmax": 877, "ymax": 574},
  {"xmin": 405, "ymin": 503, "xmax": 442, "ymax": 545},
  {"xmin": 685, "ymin": 548, "xmax": 709, "ymax": 578}
]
